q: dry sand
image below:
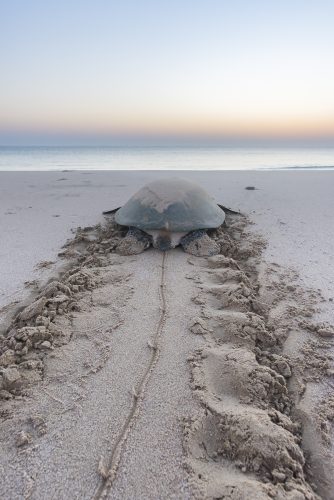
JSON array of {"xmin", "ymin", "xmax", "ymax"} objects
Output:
[{"xmin": 0, "ymin": 171, "xmax": 334, "ymax": 499}]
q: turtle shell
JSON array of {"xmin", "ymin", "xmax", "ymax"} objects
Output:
[{"xmin": 115, "ymin": 178, "xmax": 225, "ymax": 232}]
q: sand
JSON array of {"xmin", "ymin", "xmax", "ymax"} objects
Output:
[{"xmin": 0, "ymin": 170, "xmax": 334, "ymax": 499}]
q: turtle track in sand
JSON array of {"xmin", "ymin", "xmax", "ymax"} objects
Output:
[
  {"xmin": 185, "ymin": 215, "xmax": 334, "ymax": 499},
  {"xmin": 93, "ymin": 251, "xmax": 168, "ymax": 499},
  {"xmin": 0, "ymin": 214, "xmax": 333, "ymax": 499},
  {"xmin": 0, "ymin": 217, "xmax": 202, "ymax": 498}
]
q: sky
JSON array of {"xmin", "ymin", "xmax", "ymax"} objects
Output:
[{"xmin": 1, "ymin": 0, "xmax": 334, "ymax": 145}]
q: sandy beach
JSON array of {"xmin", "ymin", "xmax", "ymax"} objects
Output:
[{"xmin": 0, "ymin": 170, "xmax": 334, "ymax": 499}]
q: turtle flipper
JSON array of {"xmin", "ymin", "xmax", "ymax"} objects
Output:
[
  {"xmin": 116, "ymin": 227, "xmax": 152, "ymax": 255},
  {"xmin": 180, "ymin": 230, "xmax": 220, "ymax": 257},
  {"xmin": 217, "ymin": 204, "xmax": 241, "ymax": 215},
  {"xmin": 103, "ymin": 207, "xmax": 121, "ymax": 215}
]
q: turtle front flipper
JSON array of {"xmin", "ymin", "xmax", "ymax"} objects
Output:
[
  {"xmin": 180, "ymin": 230, "xmax": 220, "ymax": 257},
  {"xmin": 116, "ymin": 227, "xmax": 152, "ymax": 255}
]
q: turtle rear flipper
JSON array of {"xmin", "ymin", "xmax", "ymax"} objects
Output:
[
  {"xmin": 181, "ymin": 230, "xmax": 220, "ymax": 257},
  {"xmin": 116, "ymin": 227, "xmax": 152, "ymax": 255}
]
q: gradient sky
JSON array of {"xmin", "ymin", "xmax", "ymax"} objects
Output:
[{"xmin": 1, "ymin": 0, "xmax": 334, "ymax": 144}]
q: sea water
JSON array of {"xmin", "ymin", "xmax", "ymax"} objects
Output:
[{"xmin": 0, "ymin": 146, "xmax": 334, "ymax": 171}]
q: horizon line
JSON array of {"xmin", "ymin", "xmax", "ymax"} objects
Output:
[{"xmin": 2, "ymin": 135, "xmax": 334, "ymax": 148}]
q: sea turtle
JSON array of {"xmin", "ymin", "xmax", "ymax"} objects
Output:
[{"xmin": 104, "ymin": 178, "xmax": 228, "ymax": 257}]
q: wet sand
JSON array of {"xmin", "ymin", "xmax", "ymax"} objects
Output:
[{"xmin": 0, "ymin": 171, "xmax": 334, "ymax": 499}]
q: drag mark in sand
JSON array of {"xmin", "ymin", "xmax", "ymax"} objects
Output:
[
  {"xmin": 185, "ymin": 215, "xmax": 334, "ymax": 499},
  {"xmin": 93, "ymin": 251, "xmax": 168, "ymax": 500}
]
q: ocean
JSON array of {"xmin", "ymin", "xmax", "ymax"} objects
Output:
[{"xmin": 0, "ymin": 146, "xmax": 334, "ymax": 171}]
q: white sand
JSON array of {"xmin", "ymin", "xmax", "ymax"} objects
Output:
[{"xmin": 0, "ymin": 170, "xmax": 333, "ymax": 499}]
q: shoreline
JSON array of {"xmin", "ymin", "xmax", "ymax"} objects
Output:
[{"xmin": 1, "ymin": 167, "xmax": 334, "ymax": 172}]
